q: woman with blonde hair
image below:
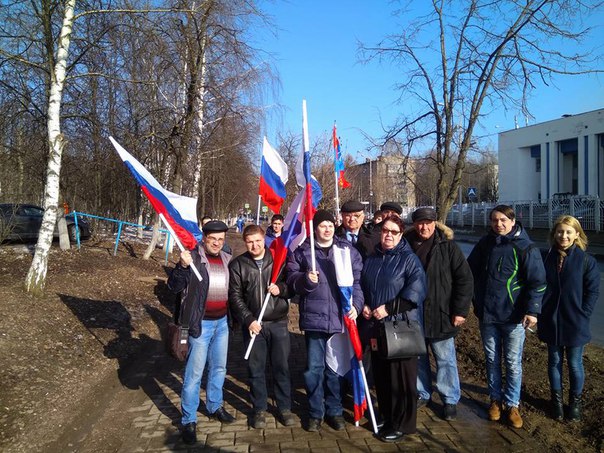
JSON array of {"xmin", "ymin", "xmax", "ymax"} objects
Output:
[{"xmin": 538, "ymin": 215, "xmax": 599, "ymax": 422}]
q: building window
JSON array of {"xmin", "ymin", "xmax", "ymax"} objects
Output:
[{"xmin": 536, "ymin": 157, "xmax": 541, "ymax": 172}]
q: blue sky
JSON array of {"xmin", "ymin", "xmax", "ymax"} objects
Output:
[{"xmin": 255, "ymin": 1, "xmax": 604, "ymax": 162}]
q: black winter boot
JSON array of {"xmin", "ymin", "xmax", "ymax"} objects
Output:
[
  {"xmin": 568, "ymin": 393, "xmax": 582, "ymax": 422},
  {"xmin": 551, "ymin": 390, "xmax": 563, "ymax": 421}
]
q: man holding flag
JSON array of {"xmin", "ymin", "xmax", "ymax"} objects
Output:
[
  {"xmin": 167, "ymin": 220, "xmax": 235, "ymax": 445},
  {"xmin": 286, "ymin": 209, "xmax": 364, "ymax": 432},
  {"xmin": 228, "ymin": 224, "xmax": 295, "ymax": 429}
]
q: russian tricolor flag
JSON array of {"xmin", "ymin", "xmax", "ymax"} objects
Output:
[
  {"xmin": 327, "ymin": 244, "xmax": 368, "ymax": 424},
  {"xmin": 259, "ymin": 137, "xmax": 288, "ymax": 214},
  {"xmin": 109, "ymin": 137, "xmax": 202, "ymax": 250}
]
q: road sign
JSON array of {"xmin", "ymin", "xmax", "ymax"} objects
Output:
[
  {"xmin": 467, "ymin": 187, "xmax": 477, "ymax": 197},
  {"xmin": 261, "ymin": 206, "xmax": 268, "ymax": 213},
  {"xmin": 244, "ymin": 203, "xmax": 250, "ymax": 209}
]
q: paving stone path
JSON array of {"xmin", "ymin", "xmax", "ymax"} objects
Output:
[{"xmin": 52, "ymin": 305, "xmax": 546, "ymax": 453}]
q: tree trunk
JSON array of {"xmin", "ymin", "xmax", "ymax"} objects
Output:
[
  {"xmin": 143, "ymin": 215, "xmax": 161, "ymax": 260},
  {"xmin": 25, "ymin": 0, "xmax": 75, "ymax": 296}
]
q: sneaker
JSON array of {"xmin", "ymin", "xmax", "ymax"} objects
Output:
[
  {"xmin": 181, "ymin": 422, "xmax": 197, "ymax": 445},
  {"xmin": 443, "ymin": 404, "xmax": 457, "ymax": 421},
  {"xmin": 507, "ymin": 406, "xmax": 523, "ymax": 429},
  {"xmin": 306, "ymin": 417, "xmax": 322, "ymax": 432},
  {"xmin": 417, "ymin": 398, "xmax": 430, "ymax": 408},
  {"xmin": 325, "ymin": 414, "xmax": 346, "ymax": 431},
  {"xmin": 488, "ymin": 400, "xmax": 502, "ymax": 421},
  {"xmin": 251, "ymin": 411, "xmax": 267, "ymax": 429},
  {"xmin": 279, "ymin": 410, "xmax": 296, "ymax": 427}
]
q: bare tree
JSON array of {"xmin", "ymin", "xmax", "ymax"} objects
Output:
[{"xmin": 361, "ymin": 0, "xmax": 603, "ymax": 221}]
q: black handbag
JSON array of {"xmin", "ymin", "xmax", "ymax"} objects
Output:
[{"xmin": 377, "ymin": 298, "xmax": 427, "ymax": 359}]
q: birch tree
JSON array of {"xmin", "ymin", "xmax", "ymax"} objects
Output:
[
  {"xmin": 25, "ymin": 0, "xmax": 76, "ymax": 295},
  {"xmin": 362, "ymin": 0, "xmax": 603, "ymax": 221}
]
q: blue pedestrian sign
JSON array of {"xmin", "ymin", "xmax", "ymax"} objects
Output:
[{"xmin": 467, "ymin": 187, "xmax": 477, "ymax": 198}]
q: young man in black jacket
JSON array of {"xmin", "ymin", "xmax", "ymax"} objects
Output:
[{"xmin": 228, "ymin": 224, "xmax": 294, "ymax": 429}]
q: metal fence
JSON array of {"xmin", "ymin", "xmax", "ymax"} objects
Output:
[{"xmin": 444, "ymin": 196, "xmax": 604, "ymax": 232}]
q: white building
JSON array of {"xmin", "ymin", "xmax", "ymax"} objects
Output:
[{"xmin": 498, "ymin": 108, "xmax": 604, "ymax": 201}]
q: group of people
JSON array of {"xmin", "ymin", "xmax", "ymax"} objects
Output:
[{"xmin": 168, "ymin": 201, "xmax": 599, "ymax": 445}]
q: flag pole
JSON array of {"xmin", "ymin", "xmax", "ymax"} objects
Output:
[
  {"xmin": 244, "ymin": 291, "xmax": 271, "ymax": 360},
  {"xmin": 302, "ymin": 100, "xmax": 316, "ymax": 272},
  {"xmin": 333, "ymin": 124, "xmax": 341, "ymax": 223},
  {"xmin": 159, "ymin": 213, "xmax": 203, "ymax": 282},
  {"xmin": 256, "ymin": 195, "xmax": 262, "ymax": 225},
  {"xmin": 357, "ymin": 357, "xmax": 378, "ymax": 433}
]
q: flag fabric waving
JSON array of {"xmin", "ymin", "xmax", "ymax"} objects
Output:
[
  {"xmin": 259, "ymin": 137, "xmax": 288, "ymax": 214},
  {"xmin": 109, "ymin": 136, "xmax": 201, "ymax": 250},
  {"xmin": 267, "ymin": 190, "xmax": 307, "ymax": 281},
  {"xmin": 333, "ymin": 125, "xmax": 351, "ymax": 189},
  {"xmin": 327, "ymin": 244, "xmax": 368, "ymax": 423}
]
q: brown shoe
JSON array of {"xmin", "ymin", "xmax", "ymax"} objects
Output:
[
  {"xmin": 507, "ymin": 406, "xmax": 523, "ymax": 429},
  {"xmin": 488, "ymin": 400, "xmax": 502, "ymax": 421}
]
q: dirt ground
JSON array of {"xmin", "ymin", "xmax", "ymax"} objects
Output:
[{"xmin": 0, "ymin": 233, "xmax": 602, "ymax": 452}]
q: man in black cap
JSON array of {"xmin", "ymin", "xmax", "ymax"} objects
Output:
[
  {"xmin": 168, "ymin": 220, "xmax": 236, "ymax": 445},
  {"xmin": 403, "ymin": 207, "xmax": 473, "ymax": 421},
  {"xmin": 335, "ymin": 200, "xmax": 375, "ymax": 260}
]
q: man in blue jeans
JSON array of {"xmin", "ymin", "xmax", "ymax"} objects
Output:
[
  {"xmin": 168, "ymin": 220, "xmax": 235, "ymax": 445},
  {"xmin": 405, "ymin": 207, "xmax": 473, "ymax": 421},
  {"xmin": 467, "ymin": 205, "xmax": 546, "ymax": 429},
  {"xmin": 229, "ymin": 224, "xmax": 295, "ymax": 429},
  {"xmin": 286, "ymin": 210, "xmax": 364, "ymax": 432}
]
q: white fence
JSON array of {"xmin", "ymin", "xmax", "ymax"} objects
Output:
[{"xmin": 444, "ymin": 196, "xmax": 604, "ymax": 232}]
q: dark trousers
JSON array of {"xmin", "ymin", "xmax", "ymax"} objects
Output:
[
  {"xmin": 243, "ymin": 320, "xmax": 291, "ymax": 412},
  {"xmin": 371, "ymin": 351, "xmax": 418, "ymax": 434}
]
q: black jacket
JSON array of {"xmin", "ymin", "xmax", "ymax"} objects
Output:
[
  {"xmin": 404, "ymin": 223, "xmax": 473, "ymax": 340},
  {"xmin": 335, "ymin": 223, "xmax": 377, "ymax": 260},
  {"xmin": 228, "ymin": 250, "xmax": 291, "ymax": 328},
  {"xmin": 167, "ymin": 246, "xmax": 232, "ymax": 338}
]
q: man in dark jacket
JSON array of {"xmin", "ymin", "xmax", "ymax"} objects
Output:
[
  {"xmin": 229, "ymin": 224, "xmax": 295, "ymax": 429},
  {"xmin": 467, "ymin": 205, "xmax": 546, "ymax": 429},
  {"xmin": 286, "ymin": 209, "xmax": 364, "ymax": 432},
  {"xmin": 167, "ymin": 220, "xmax": 235, "ymax": 445},
  {"xmin": 335, "ymin": 200, "xmax": 375, "ymax": 260},
  {"xmin": 404, "ymin": 207, "xmax": 473, "ymax": 421}
]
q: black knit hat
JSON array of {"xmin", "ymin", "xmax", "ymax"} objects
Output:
[
  {"xmin": 313, "ymin": 209, "xmax": 335, "ymax": 226},
  {"xmin": 379, "ymin": 201, "xmax": 403, "ymax": 215},
  {"xmin": 202, "ymin": 220, "xmax": 229, "ymax": 234},
  {"xmin": 411, "ymin": 207, "xmax": 437, "ymax": 223}
]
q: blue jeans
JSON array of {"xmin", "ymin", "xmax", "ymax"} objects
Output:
[
  {"xmin": 417, "ymin": 337, "xmax": 461, "ymax": 405},
  {"xmin": 181, "ymin": 316, "xmax": 229, "ymax": 424},
  {"xmin": 244, "ymin": 320, "xmax": 292, "ymax": 412},
  {"xmin": 479, "ymin": 322, "xmax": 525, "ymax": 408},
  {"xmin": 304, "ymin": 331, "xmax": 343, "ymax": 419},
  {"xmin": 547, "ymin": 345, "xmax": 585, "ymax": 395}
]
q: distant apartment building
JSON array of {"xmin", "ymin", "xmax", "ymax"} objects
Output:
[
  {"xmin": 498, "ymin": 108, "xmax": 604, "ymax": 201},
  {"xmin": 346, "ymin": 155, "xmax": 417, "ymax": 213}
]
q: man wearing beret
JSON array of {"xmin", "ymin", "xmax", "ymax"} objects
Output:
[
  {"xmin": 286, "ymin": 209, "xmax": 364, "ymax": 432},
  {"xmin": 336, "ymin": 200, "xmax": 375, "ymax": 260},
  {"xmin": 404, "ymin": 208, "xmax": 473, "ymax": 421},
  {"xmin": 168, "ymin": 220, "xmax": 236, "ymax": 445}
]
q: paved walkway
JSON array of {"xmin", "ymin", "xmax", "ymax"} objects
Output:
[{"xmin": 51, "ymin": 305, "xmax": 546, "ymax": 453}]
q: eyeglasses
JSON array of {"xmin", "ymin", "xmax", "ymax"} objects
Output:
[{"xmin": 381, "ymin": 228, "xmax": 401, "ymax": 236}]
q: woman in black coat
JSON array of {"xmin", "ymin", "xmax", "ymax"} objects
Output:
[
  {"xmin": 360, "ymin": 215, "xmax": 426, "ymax": 443},
  {"xmin": 538, "ymin": 215, "xmax": 599, "ymax": 422}
]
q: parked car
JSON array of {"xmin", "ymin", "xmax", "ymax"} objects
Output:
[{"xmin": 0, "ymin": 203, "xmax": 91, "ymax": 242}]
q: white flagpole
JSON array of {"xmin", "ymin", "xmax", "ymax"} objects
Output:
[
  {"xmin": 333, "ymin": 124, "xmax": 341, "ymax": 222},
  {"xmin": 358, "ymin": 357, "xmax": 378, "ymax": 433},
  {"xmin": 256, "ymin": 195, "xmax": 262, "ymax": 225},
  {"xmin": 244, "ymin": 291, "xmax": 271, "ymax": 360},
  {"xmin": 159, "ymin": 213, "xmax": 202, "ymax": 282},
  {"xmin": 302, "ymin": 100, "xmax": 316, "ymax": 272}
]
